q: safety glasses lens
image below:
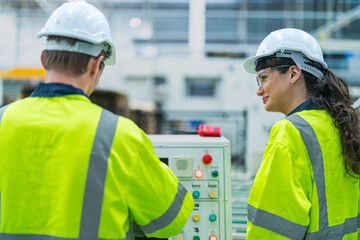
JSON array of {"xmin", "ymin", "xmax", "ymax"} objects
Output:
[{"xmin": 256, "ymin": 69, "xmax": 271, "ymax": 87}]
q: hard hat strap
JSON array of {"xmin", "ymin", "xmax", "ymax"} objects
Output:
[
  {"xmin": 283, "ymin": 51, "xmax": 324, "ymax": 80},
  {"xmin": 273, "ymin": 51, "xmax": 324, "ymax": 80},
  {"xmin": 45, "ymin": 39, "xmax": 105, "ymax": 58}
]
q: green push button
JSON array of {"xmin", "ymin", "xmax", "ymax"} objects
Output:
[
  {"xmin": 193, "ymin": 236, "xmax": 200, "ymax": 240},
  {"xmin": 211, "ymin": 170, "xmax": 219, "ymax": 177},
  {"xmin": 193, "ymin": 190, "xmax": 200, "ymax": 198},
  {"xmin": 209, "ymin": 214, "xmax": 217, "ymax": 222}
]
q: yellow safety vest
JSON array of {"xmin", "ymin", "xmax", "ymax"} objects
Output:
[
  {"xmin": 0, "ymin": 83, "xmax": 194, "ymax": 240},
  {"xmin": 247, "ymin": 110, "xmax": 360, "ymax": 240}
]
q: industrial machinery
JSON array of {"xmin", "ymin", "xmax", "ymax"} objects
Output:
[{"xmin": 148, "ymin": 135, "xmax": 232, "ymax": 240}]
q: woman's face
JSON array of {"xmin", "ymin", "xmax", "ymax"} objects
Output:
[{"xmin": 256, "ymin": 67, "xmax": 293, "ymax": 114}]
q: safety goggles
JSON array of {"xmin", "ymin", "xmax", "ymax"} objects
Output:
[{"xmin": 256, "ymin": 65, "xmax": 291, "ymax": 87}]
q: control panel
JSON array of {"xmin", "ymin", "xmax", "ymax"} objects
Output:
[{"xmin": 148, "ymin": 135, "xmax": 232, "ymax": 240}]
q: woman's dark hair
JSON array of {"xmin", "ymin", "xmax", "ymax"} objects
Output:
[{"xmin": 256, "ymin": 57, "xmax": 360, "ymax": 178}]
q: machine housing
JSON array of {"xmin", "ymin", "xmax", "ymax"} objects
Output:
[{"xmin": 148, "ymin": 135, "xmax": 232, "ymax": 240}]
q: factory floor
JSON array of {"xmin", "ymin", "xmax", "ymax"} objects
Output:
[{"xmin": 231, "ymin": 166, "xmax": 253, "ymax": 240}]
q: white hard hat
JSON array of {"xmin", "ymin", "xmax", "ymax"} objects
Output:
[
  {"xmin": 244, "ymin": 28, "xmax": 327, "ymax": 79},
  {"xmin": 37, "ymin": 1, "xmax": 116, "ymax": 65}
]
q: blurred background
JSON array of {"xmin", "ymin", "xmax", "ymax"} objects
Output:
[
  {"xmin": 2, "ymin": 1, "xmax": 360, "ymax": 238},
  {"xmin": 1, "ymin": 0, "xmax": 360, "ymax": 177}
]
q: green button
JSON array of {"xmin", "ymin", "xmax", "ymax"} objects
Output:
[
  {"xmin": 193, "ymin": 190, "xmax": 200, "ymax": 198},
  {"xmin": 193, "ymin": 236, "xmax": 200, "ymax": 240},
  {"xmin": 212, "ymin": 170, "xmax": 219, "ymax": 177},
  {"xmin": 209, "ymin": 214, "xmax": 217, "ymax": 222}
]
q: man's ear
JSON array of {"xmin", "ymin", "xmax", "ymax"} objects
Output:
[
  {"xmin": 89, "ymin": 55, "xmax": 104, "ymax": 76},
  {"xmin": 40, "ymin": 51, "xmax": 46, "ymax": 69}
]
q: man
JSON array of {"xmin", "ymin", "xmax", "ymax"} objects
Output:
[{"xmin": 0, "ymin": 1, "xmax": 194, "ymax": 239}]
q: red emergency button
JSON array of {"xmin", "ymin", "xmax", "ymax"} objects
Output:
[{"xmin": 202, "ymin": 154, "xmax": 212, "ymax": 165}]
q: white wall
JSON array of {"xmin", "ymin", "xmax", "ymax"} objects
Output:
[
  {"xmin": 99, "ymin": 57, "xmax": 253, "ymax": 111},
  {"xmin": 0, "ymin": 12, "xmax": 45, "ymax": 69},
  {"xmin": 0, "ymin": 13, "xmax": 17, "ymax": 69}
]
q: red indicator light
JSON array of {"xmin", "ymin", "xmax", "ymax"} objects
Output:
[
  {"xmin": 202, "ymin": 154, "xmax": 212, "ymax": 165},
  {"xmin": 195, "ymin": 169, "xmax": 203, "ymax": 178},
  {"xmin": 209, "ymin": 235, "xmax": 217, "ymax": 240}
]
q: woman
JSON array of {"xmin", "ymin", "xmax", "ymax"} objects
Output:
[{"xmin": 243, "ymin": 28, "xmax": 360, "ymax": 239}]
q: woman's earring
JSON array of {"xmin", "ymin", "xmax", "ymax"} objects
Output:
[{"xmin": 290, "ymin": 82, "xmax": 294, "ymax": 87}]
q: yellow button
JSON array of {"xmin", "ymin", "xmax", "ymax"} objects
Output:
[
  {"xmin": 176, "ymin": 236, "xmax": 184, "ymax": 240},
  {"xmin": 193, "ymin": 214, "xmax": 200, "ymax": 222},
  {"xmin": 209, "ymin": 191, "xmax": 216, "ymax": 198}
]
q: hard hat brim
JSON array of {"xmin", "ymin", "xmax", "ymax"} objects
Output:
[
  {"xmin": 243, "ymin": 52, "xmax": 275, "ymax": 74},
  {"xmin": 243, "ymin": 55, "xmax": 259, "ymax": 74},
  {"xmin": 104, "ymin": 47, "xmax": 116, "ymax": 65}
]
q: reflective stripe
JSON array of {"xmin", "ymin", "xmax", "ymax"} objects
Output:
[
  {"xmin": 79, "ymin": 109, "xmax": 118, "ymax": 239},
  {"xmin": 0, "ymin": 105, "xmax": 8, "ymax": 230},
  {"xmin": 248, "ymin": 204, "xmax": 307, "ymax": 240},
  {"xmin": 125, "ymin": 222, "xmax": 134, "ymax": 240},
  {"xmin": 287, "ymin": 114, "xmax": 357, "ymax": 238},
  {"xmin": 305, "ymin": 216, "xmax": 358, "ymax": 240},
  {"xmin": 342, "ymin": 216, "xmax": 358, "ymax": 235},
  {"xmin": 358, "ymin": 215, "xmax": 360, "ymax": 228},
  {"xmin": 0, "ymin": 109, "xmax": 133, "ymax": 240},
  {"xmin": 140, "ymin": 181, "xmax": 188, "ymax": 234},
  {"xmin": 287, "ymin": 114, "xmax": 328, "ymax": 234}
]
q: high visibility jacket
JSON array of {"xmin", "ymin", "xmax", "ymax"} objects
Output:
[
  {"xmin": 247, "ymin": 109, "xmax": 360, "ymax": 240},
  {"xmin": 0, "ymin": 83, "xmax": 194, "ymax": 240}
]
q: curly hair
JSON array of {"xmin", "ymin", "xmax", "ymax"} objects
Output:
[{"xmin": 256, "ymin": 57, "xmax": 360, "ymax": 178}]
